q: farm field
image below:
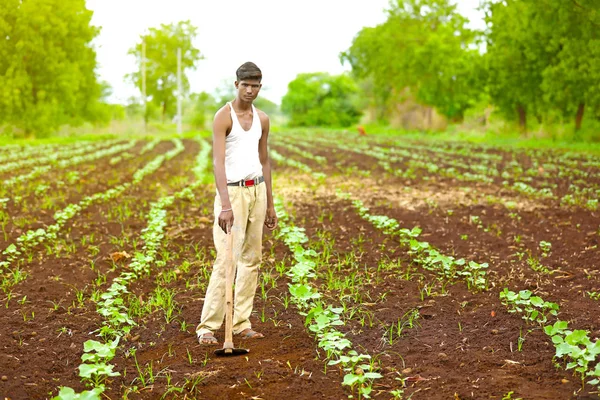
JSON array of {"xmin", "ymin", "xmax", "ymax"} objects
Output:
[{"xmin": 0, "ymin": 132, "xmax": 599, "ymax": 400}]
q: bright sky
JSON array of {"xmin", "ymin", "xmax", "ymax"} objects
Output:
[{"xmin": 87, "ymin": 0, "xmax": 485, "ymax": 105}]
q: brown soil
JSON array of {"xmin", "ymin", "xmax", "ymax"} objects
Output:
[
  {"xmin": 0, "ymin": 141, "xmax": 170, "ymax": 251},
  {"xmin": 280, "ymin": 139, "xmax": 600, "ymax": 208},
  {"xmin": 0, "ymin": 140, "xmax": 191, "ymax": 399},
  {"xmin": 1, "ymin": 140, "xmax": 347, "ymax": 400},
  {"xmin": 1, "ymin": 137, "xmax": 599, "ymax": 400},
  {"xmin": 292, "ymin": 193, "xmax": 596, "ymax": 399}
]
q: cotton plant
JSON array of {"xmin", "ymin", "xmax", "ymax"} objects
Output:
[
  {"xmin": 276, "ymin": 196, "xmax": 382, "ymax": 399},
  {"xmin": 54, "ymin": 137, "xmax": 212, "ymax": 399}
]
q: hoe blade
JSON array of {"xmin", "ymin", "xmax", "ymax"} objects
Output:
[{"xmin": 214, "ymin": 347, "xmax": 250, "ymax": 357}]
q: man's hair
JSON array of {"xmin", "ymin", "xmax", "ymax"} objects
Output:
[{"xmin": 236, "ymin": 62, "xmax": 262, "ymax": 82}]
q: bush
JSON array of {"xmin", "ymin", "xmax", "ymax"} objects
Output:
[{"xmin": 281, "ymin": 73, "xmax": 362, "ymax": 128}]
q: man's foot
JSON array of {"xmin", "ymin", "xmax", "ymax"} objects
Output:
[
  {"xmin": 198, "ymin": 332, "xmax": 218, "ymax": 345},
  {"xmin": 238, "ymin": 328, "xmax": 264, "ymax": 339}
]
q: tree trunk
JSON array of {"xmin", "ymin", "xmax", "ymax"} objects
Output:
[
  {"xmin": 517, "ymin": 104, "xmax": 527, "ymax": 134},
  {"xmin": 575, "ymin": 102, "xmax": 585, "ymax": 131},
  {"xmin": 452, "ymin": 112, "xmax": 464, "ymax": 124},
  {"xmin": 427, "ymin": 107, "xmax": 433, "ymax": 128}
]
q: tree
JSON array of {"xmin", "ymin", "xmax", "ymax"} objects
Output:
[
  {"xmin": 482, "ymin": 0, "xmax": 546, "ymax": 132},
  {"xmin": 341, "ymin": 0, "xmax": 483, "ymax": 123},
  {"xmin": 484, "ymin": 0, "xmax": 600, "ymax": 133},
  {"xmin": 0, "ymin": 0, "xmax": 104, "ymax": 137},
  {"xmin": 534, "ymin": 0, "xmax": 600, "ymax": 132},
  {"xmin": 127, "ymin": 21, "xmax": 202, "ymax": 122},
  {"xmin": 281, "ymin": 73, "xmax": 362, "ymax": 127},
  {"xmin": 213, "ymin": 79, "xmax": 236, "ymax": 106},
  {"xmin": 188, "ymin": 91, "xmax": 217, "ymax": 129},
  {"xmin": 254, "ymin": 97, "xmax": 279, "ymax": 115}
]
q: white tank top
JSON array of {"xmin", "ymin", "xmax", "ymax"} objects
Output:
[{"xmin": 225, "ymin": 102, "xmax": 263, "ymax": 183}]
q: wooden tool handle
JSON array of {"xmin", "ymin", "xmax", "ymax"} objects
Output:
[{"xmin": 223, "ymin": 232, "xmax": 234, "ymax": 350}]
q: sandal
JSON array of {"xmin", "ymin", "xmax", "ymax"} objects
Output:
[
  {"xmin": 238, "ymin": 328, "xmax": 264, "ymax": 339},
  {"xmin": 198, "ymin": 332, "xmax": 219, "ymax": 345}
]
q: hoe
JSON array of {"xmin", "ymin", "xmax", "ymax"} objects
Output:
[{"xmin": 214, "ymin": 232, "xmax": 250, "ymax": 357}]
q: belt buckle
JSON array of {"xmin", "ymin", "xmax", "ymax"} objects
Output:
[{"xmin": 245, "ymin": 179, "xmax": 255, "ymax": 187}]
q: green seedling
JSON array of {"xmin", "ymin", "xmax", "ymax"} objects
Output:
[
  {"xmin": 539, "ymin": 241, "xmax": 552, "ymax": 257},
  {"xmin": 587, "ymin": 291, "xmax": 600, "ymax": 301},
  {"xmin": 500, "ymin": 288, "xmax": 559, "ymax": 325}
]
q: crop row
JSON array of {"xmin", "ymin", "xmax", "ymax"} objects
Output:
[
  {"xmin": 274, "ymin": 197, "xmax": 383, "ymax": 399},
  {"xmin": 500, "ymin": 289, "xmax": 600, "ymax": 392},
  {"xmin": 337, "ymin": 191, "xmax": 489, "ymax": 293},
  {"xmin": 0, "ymin": 139, "xmax": 184, "ymax": 298},
  {"xmin": 0, "ymin": 140, "xmax": 92, "ymax": 165},
  {"xmin": 53, "ymin": 139, "xmax": 211, "ymax": 399},
  {"xmin": 0, "ymin": 140, "xmax": 118, "ymax": 175},
  {"xmin": 1, "ymin": 140, "xmax": 137, "ymax": 190}
]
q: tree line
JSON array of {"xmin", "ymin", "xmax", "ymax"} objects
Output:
[
  {"xmin": 0, "ymin": 0, "xmax": 205, "ymax": 137},
  {"xmin": 341, "ymin": 0, "xmax": 600, "ymax": 130},
  {"xmin": 2, "ymin": 0, "xmax": 599, "ymax": 136},
  {"xmin": 0, "ymin": 0, "xmax": 108, "ymax": 137},
  {"xmin": 284, "ymin": 0, "xmax": 600, "ymax": 135}
]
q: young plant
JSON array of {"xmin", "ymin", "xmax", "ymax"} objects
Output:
[
  {"xmin": 499, "ymin": 288, "xmax": 559, "ymax": 325},
  {"xmin": 78, "ymin": 338, "xmax": 121, "ymax": 388}
]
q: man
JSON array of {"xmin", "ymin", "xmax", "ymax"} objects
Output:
[{"xmin": 196, "ymin": 62, "xmax": 278, "ymax": 344}]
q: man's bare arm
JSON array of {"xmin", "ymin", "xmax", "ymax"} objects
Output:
[{"xmin": 213, "ymin": 106, "xmax": 233, "ymax": 232}]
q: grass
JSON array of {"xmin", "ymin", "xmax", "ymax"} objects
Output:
[
  {"xmin": 0, "ymin": 119, "xmax": 211, "ymax": 145},
  {"xmin": 0, "ymin": 133, "xmax": 120, "ymax": 146},
  {"xmin": 367, "ymin": 126, "xmax": 600, "ymax": 154},
  {"xmin": 279, "ymin": 124, "xmax": 600, "ymax": 154},
  {"xmin": 5, "ymin": 118, "xmax": 599, "ymax": 154}
]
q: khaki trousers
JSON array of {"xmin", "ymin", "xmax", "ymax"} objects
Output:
[{"xmin": 196, "ymin": 182, "xmax": 267, "ymax": 336}]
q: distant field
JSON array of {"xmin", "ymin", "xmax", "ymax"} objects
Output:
[{"xmin": 1, "ymin": 132, "xmax": 599, "ymax": 399}]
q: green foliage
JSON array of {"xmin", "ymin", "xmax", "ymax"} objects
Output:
[
  {"xmin": 537, "ymin": 0, "xmax": 600, "ymax": 132},
  {"xmin": 127, "ymin": 21, "xmax": 202, "ymax": 121},
  {"xmin": 341, "ymin": 0, "xmax": 600, "ymax": 137},
  {"xmin": 281, "ymin": 73, "xmax": 362, "ymax": 127},
  {"xmin": 52, "ymin": 386, "xmax": 104, "ymax": 400},
  {"xmin": 483, "ymin": 0, "xmax": 545, "ymax": 128},
  {"xmin": 187, "ymin": 92, "xmax": 217, "ymax": 129},
  {"xmin": 91, "ymin": 100, "xmax": 126, "ymax": 126},
  {"xmin": 254, "ymin": 96, "xmax": 279, "ymax": 115},
  {"xmin": 483, "ymin": 0, "xmax": 600, "ymax": 132},
  {"xmin": 499, "ymin": 288, "xmax": 559, "ymax": 325},
  {"xmin": 0, "ymin": 0, "xmax": 106, "ymax": 137},
  {"xmin": 342, "ymin": 0, "xmax": 482, "ymax": 122}
]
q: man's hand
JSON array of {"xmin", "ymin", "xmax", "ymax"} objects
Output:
[
  {"xmin": 264, "ymin": 207, "xmax": 278, "ymax": 231},
  {"xmin": 218, "ymin": 209, "xmax": 234, "ymax": 233}
]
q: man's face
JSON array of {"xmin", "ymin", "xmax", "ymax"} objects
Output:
[{"xmin": 235, "ymin": 79, "xmax": 262, "ymax": 102}]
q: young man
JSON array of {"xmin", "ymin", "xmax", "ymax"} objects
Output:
[{"xmin": 196, "ymin": 62, "xmax": 278, "ymax": 344}]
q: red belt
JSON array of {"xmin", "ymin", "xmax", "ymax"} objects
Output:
[{"xmin": 227, "ymin": 176, "xmax": 264, "ymax": 187}]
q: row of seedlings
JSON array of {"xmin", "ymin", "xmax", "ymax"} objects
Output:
[
  {"xmin": 0, "ymin": 139, "xmax": 185, "ymax": 298},
  {"xmin": 2, "ymin": 140, "xmax": 137, "ymax": 191},
  {"xmin": 108, "ymin": 139, "xmax": 162, "ymax": 165},
  {"xmin": 52, "ymin": 139, "xmax": 211, "ymax": 399},
  {"xmin": 499, "ymin": 288, "xmax": 600, "ymax": 394},
  {"xmin": 274, "ymin": 196, "xmax": 384, "ymax": 399},
  {"xmin": 337, "ymin": 191, "xmax": 489, "ymax": 293},
  {"xmin": 270, "ymin": 149, "xmax": 326, "ymax": 182},
  {"xmin": 0, "ymin": 142, "xmax": 68, "ymax": 164},
  {"xmin": 0, "ymin": 139, "xmax": 119, "ymax": 176}
]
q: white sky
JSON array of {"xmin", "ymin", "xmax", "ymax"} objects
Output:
[{"xmin": 87, "ymin": 0, "xmax": 485, "ymax": 105}]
